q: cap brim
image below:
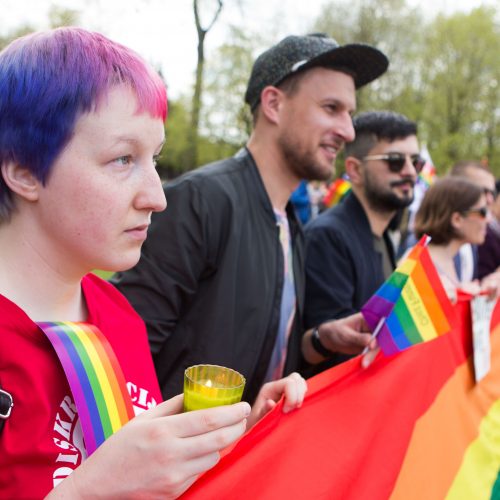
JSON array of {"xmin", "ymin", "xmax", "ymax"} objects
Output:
[{"xmin": 300, "ymin": 44, "xmax": 389, "ymax": 88}]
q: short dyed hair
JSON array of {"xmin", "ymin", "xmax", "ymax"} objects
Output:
[
  {"xmin": 345, "ymin": 111, "xmax": 417, "ymax": 159},
  {"xmin": 414, "ymin": 177, "xmax": 483, "ymax": 245},
  {"xmin": 0, "ymin": 27, "xmax": 167, "ymax": 221}
]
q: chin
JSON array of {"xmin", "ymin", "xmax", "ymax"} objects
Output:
[{"xmin": 101, "ymin": 253, "xmax": 141, "ymax": 274}]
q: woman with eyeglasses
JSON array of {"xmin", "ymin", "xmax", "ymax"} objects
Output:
[
  {"xmin": 477, "ymin": 179, "xmax": 500, "ymax": 279},
  {"xmin": 412, "ymin": 176, "xmax": 495, "ymax": 301}
]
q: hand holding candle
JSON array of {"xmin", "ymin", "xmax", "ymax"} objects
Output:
[{"xmin": 183, "ymin": 364, "xmax": 246, "ymax": 412}]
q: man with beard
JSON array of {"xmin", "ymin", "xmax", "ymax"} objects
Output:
[
  {"xmin": 112, "ymin": 34, "xmax": 388, "ymax": 403},
  {"xmin": 302, "ymin": 111, "xmax": 422, "ymax": 370}
]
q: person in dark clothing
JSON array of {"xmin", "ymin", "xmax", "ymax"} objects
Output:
[
  {"xmin": 112, "ymin": 34, "xmax": 389, "ymax": 402},
  {"xmin": 302, "ymin": 111, "xmax": 423, "ymax": 370},
  {"xmin": 478, "ymin": 179, "xmax": 500, "ymax": 279}
]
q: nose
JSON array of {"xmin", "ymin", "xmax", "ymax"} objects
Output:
[
  {"xmin": 340, "ymin": 113, "xmax": 356, "ymax": 142},
  {"xmin": 135, "ymin": 162, "xmax": 167, "ymax": 213},
  {"xmin": 336, "ymin": 113, "xmax": 355, "ymax": 144},
  {"xmin": 485, "ymin": 190, "xmax": 496, "ymax": 207},
  {"xmin": 401, "ymin": 155, "xmax": 418, "ymax": 179}
]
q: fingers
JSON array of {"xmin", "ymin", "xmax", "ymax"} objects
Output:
[
  {"xmin": 322, "ymin": 318, "xmax": 372, "ymax": 354},
  {"xmin": 361, "ymin": 345, "xmax": 380, "ymax": 368},
  {"xmin": 138, "ymin": 394, "xmax": 184, "ymax": 420},
  {"xmin": 335, "ymin": 330, "xmax": 372, "ymax": 353},
  {"xmin": 163, "ymin": 401, "xmax": 251, "ymax": 438},
  {"xmin": 176, "ymin": 418, "xmax": 248, "ymax": 459},
  {"xmin": 282, "ymin": 372, "xmax": 307, "ymax": 413}
]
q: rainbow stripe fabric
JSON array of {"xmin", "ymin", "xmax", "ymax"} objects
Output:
[
  {"xmin": 182, "ymin": 297, "xmax": 500, "ymax": 499},
  {"xmin": 419, "ymin": 162, "xmax": 437, "ymax": 187},
  {"xmin": 361, "ymin": 235, "xmax": 454, "ymax": 355},
  {"xmin": 38, "ymin": 321, "xmax": 135, "ymax": 455},
  {"xmin": 418, "ymin": 145, "xmax": 437, "ymax": 187}
]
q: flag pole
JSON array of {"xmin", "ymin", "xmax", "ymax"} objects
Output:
[{"xmin": 362, "ymin": 316, "xmax": 385, "ymax": 355}]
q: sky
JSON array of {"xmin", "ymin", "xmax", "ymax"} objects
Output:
[{"xmin": 0, "ymin": 0, "xmax": 496, "ymax": 98}]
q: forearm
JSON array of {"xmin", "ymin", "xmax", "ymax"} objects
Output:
[{"xmin": 301, "ymin": 327, "xmax": 330, "ymax": 364}]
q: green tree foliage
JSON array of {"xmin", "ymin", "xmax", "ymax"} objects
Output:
[
  {"xmin": 187, "ymin": 0, "xmax": 224, "ymax": 168},
  {"xmin": 162, "ymin": 24, "xmax": 256, "ymax": 177},
  {"xmin": 311, "ymin": 1, "xmax": 500, "ymax": 175},
  {"xmin": 420, "ymin": 7, "xmax": 500, "ymax": 172},
  {"xmin": 0, "ymin": 26, "xmax": 33, "ymax": 51},
  {"xmin": 48, "ymin": 5, "xmax": 79, "ymax": 27},
  {"xmin": 201, "ymin": 26, "xmax": 257, "ymax": 147},
  {"xmin": 312, "ymin": 0, "xmax": 424, "ymax": 114},
  {"xmin": 159, "ymin": 95, "xmax": 193, "ymax": 178}
]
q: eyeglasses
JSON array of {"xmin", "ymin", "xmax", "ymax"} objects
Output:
[
  {"xmin": 483, "ymin": 188, "xmax": 498, "ymax": 199},
  {"xmin": 362, "ymin": 153, "xmax": 425, "ymax": 173},
  {"xmin": 462, "ymin": 206, "xmax": 489, "ymax": 219}
]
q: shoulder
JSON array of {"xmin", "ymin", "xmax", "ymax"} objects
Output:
[
  {"xmin": 165, "ymin": 154, "xmax": 249, "ymax": 196},
  {"xmin": 83, "ymin": 273, "xmax": 140, "ymax": 319},
  {"xmin": 305, "ymin": 203, "xmax": 351, "ymax": 238},
  {"xmin": 0, "ymin": 293, "xmax": 35, "ymax": 336}
]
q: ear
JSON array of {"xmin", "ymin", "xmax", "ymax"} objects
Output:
[
  {"xmin": 450, "ymin": 211, "xmax": 463, "ymax": 231},
  {"xmin": 345, "ymin": 156, "xmax": 363, "ymax": 184},
  {"xmin": 1, "ymin": 161, "xmax": 41, "ymax": 202},
  {"xmin": 259, "ymin": 86, "xmax": 283, "ymax": 125}
]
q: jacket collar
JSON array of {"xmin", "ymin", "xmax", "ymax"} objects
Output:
[
  {"xmin": 341, "ymin": 192, "xmax": 396, "ymax": 267},
  {"xmin": 237, "ymin": 147, "xmax": 301, "ymax": 230}
]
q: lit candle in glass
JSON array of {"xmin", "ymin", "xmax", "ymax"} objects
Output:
[{"xmin": 183, "ymin": 364, "xmax": 246, "ymax": 412}]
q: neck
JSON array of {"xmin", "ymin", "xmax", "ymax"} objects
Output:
[
  {"xmin": 0, "ymin": 218, "xmax": 86, "ymax": 322},
  {"xmin": 352, "ymin": 189, "xmax": 395, "ymax": 237},
  {"xmin": 247, "ymin": 135, "xmax": 300, "ymax": 211},
  {"xmin": 427, "ymin": 241, "xmax": 462, "ymax": 283}
]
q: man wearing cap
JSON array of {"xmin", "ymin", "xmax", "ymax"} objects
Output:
[
  {"xmin": 302, "ymin": 111, "xmax": 422, "ymax": 371},
  {"xmin": 112, "ymin": 34, "xmax": 388, "ymax": 403}
]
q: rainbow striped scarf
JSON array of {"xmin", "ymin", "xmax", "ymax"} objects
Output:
[{"xmin": 38, "ymin": 321, "xmax": 135, "ymax": 455}]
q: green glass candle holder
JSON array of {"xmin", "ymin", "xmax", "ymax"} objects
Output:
[{"xmin": 183, "ymin": 364, "xmax": 246, "ymax": 412}]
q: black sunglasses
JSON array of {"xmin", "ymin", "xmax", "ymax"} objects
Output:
[
  {"xmin": 462, "ymin": 206, "xmax": 489, "ymax": 219},
  {"xmin": 362, "ymin": 153, "xmax": 425, "ymax": 173}
]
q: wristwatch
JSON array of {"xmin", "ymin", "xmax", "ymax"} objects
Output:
[{"xmin": 311, "ymin": 326, "xmax": 333, "ymax": 357}]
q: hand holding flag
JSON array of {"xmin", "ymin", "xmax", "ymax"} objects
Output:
[{"xmin": 361, "ymin": 235, "xmax": 454, "ymax": 355}]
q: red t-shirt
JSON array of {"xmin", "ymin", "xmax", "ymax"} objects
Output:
[{"xmin": 0, "ymin": 273, "xmax": 162, "ymax": 499}]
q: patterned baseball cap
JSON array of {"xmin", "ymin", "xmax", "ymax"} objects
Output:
[{"xmin": 244, "ymin": 33, "xmax": 389, "ymax": 110}]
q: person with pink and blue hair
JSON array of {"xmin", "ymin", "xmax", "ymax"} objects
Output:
[{"xmin": 0, "ymin": 27, "xmax": 306, "ymax": 499}]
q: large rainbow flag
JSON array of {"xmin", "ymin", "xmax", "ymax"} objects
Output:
[
  {"xmin": 361, "ymin": 235, "xmax": 455, "ymax": 355},
  {"xmin": 182, "ymin": 295, "xmax": 500, "ymax": 499}
]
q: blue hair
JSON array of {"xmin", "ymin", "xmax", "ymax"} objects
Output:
[{"xmin": 0, "ymin": 27, "xmax": 167, "ymax": 220}]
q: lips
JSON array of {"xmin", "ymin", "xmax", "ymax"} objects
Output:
[
  {"xmin": 391, "ymin": 179, "xmax": 415, "ymax": 189},
  {"xmin": 125, "ymin": 223, "xmax": 150, "ymax": 241},
  {"xmin": 320, "ymin": 144, "xmax": 341, "ymax": 161}
]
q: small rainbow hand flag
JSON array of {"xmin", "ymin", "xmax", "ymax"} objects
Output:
[
  {"xmin": 361, "ymin": 235, "xmax": 454, "ymax": 355},
  {"xmin": 323, "ymin": 177, "xmax": 351, "ymax": 208}
]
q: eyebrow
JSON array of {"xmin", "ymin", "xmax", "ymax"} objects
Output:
[
  {"xmin": 322, "ymin": 98, "xmax": 355, "ymax": 111},
  {"xmin": 110, "ymin": 135, "xmax": 166, "ymax": 150}
]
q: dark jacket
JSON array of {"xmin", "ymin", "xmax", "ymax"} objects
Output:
[
  {"xmin": 478, "ymin": 223, "xmax": 500, "ymax": 279},
  {"xmin": 112, "ymin": 148, "xmax": 305, "ymax": 404},
  {"xmin": 303, "ymin": 192, "xmax": 395, "ymax": 367}
]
